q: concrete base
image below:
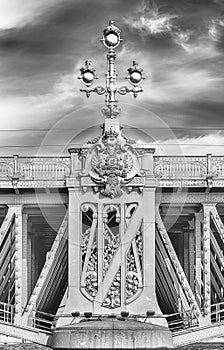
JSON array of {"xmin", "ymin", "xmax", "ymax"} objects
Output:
[{"xmin": 51, "ymin": 317, "xmax": 173, "ymax": 349}]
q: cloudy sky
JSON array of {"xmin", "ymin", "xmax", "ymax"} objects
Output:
[{"xmin": 0, "ymin": 0, "xmax": 224, "ymax": 156}]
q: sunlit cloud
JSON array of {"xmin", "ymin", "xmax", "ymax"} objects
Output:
[
  {"xmin": 209, "ymin": 16, "xmax": 224, "ymax": 41},
  {"xmin": 213, "ymin": 0, "xmax": 224, "ymax": 5},
  {"xmin": 53, "ymin": 73, "xmax": 77, "ymax": 103},
  {"xmin": 0, "ymin": 72, "xmax": 79, "ymax": 129},
  {"xmin": 0, "ymin": 0, "xmax": 223, "ymax": 156},
  {"xmin": 123, "ymin": 1, "xmax": 222, "ymax": 58},
  {"xmin": 173, "ymin": 29, "xmax": 220, "ymax": 58},
  {"xmin": 173, "ymin": 30, "xmax": 192, "ymax": 51},
  {"xmin": 123, "ymin": 0, "xmax": 178, "ymax": 36},
  {"xmin": 0, "ymin": 0, "xmax": 64, "ymax": 30},
  {"xmin": 138, "ymin": 51, "xmax": 223, "ymax": 103},
  {"xmin": 154, "ymin": 133, "xmax": 224, "ymax": 156}
]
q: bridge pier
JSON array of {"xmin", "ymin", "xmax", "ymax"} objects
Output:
[
  {"xmin": 53, "ymin": 111, "xmax": 172, "ymax": 348},
  {"xmin": 1, "ymin": 153, "xmax": 224, "ymax": 344}
]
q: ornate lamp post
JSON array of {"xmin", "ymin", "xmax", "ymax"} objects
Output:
[
  {"xmin": 52, "ymin": 21, "xmax": 173, "ymax": 350},
  {"xmin": 78, "ymin": 20, "xmax": 145, "ymax": 118}
]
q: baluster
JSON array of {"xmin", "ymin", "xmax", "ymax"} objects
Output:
[
  {"xmin": 172, "ymin": 161, "xmax": 175, "ymax": 177},
  {"xmin": 165, "ymin": 163, "xmax": 168, "ymax": 177},
  {"xmin": 40, "ymin": 162, "xmax": 43, "ymax": 178},
  {"xmin": 196, "ymin": 164, "xmax": 199, "ymax": 177},
  {"xmin": 44, "ymin": 163, "xmax": 46, "ymax": 177},
  {"xmin": 29, "ymin": 164, "xmax": 32, "ymax": 177},
  {"xmin": 177, "ymin": 162, "xmax": 180, "ymax": 177},
  {"xmin": 168, "ymin": 162, "xmax": 171, "ymax": 177}
]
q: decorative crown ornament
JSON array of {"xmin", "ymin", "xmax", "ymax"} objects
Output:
[{"xmin": 104, "ymin": 127, "xmax": 119, "ymax": 139}]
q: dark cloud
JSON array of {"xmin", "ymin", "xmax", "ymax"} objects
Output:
[{"xmin": 0, "ymin": 0, "xmax": 224, "ymax": 155}]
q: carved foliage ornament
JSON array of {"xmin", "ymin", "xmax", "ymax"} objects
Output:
[
  {"xmin": 80, "ymin": 204, "xmax": 98, "ymax": 301},
  {"xmin": 82, "ymin": 129, "xmax": 141, "ymax": 198}
]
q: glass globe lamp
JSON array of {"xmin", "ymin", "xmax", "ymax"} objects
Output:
[
  {"xmin": 102, "ymin": 21, "xmax": 121, "ymax": 49},
  {"xmin": 129, "ymin": 71, "xmax": 142, "ymax": 85},
  {"xmin": 104, "ymin": 32, "xmax": 119, "ymax": 47},
  {"xmin": 82, "ymin": 71, "xmax": 95, "ymax": 85}
]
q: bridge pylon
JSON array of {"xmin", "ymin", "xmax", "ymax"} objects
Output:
[
  {"xmin": 58, "ymin": 117, "xmax": 161, "ymax": 319},
  {"xmin": 52, "ymin": 21, "xmax": 173, "ymax": 349}
]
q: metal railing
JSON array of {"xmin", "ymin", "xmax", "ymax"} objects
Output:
[
  {"xmin": 166, "ymin": 310, "xmax": 199, "ymax": 333},
  {"xmin": 2, "ymin": 301, "xmax": 224, "ymax": 334},
  {"xmin": 0, "ymin": 301, "xmax": 14, "ymax": 324},
  {"xmin": 29, "ymin": 310, "xmax": 199, "ymax": 333},
  {"xmin": 30, "ymin": 310, "xmax": 55, "ymax": 332},
  {"xmin": 0, "ymin": 154, "xmax": 224, "ymax": 183},
  {"xmin": 166, "ymin": 302, "xmax": 224, "ymax": 333},
  {"xmin": 211, "ymin": 301, "xmax": 224, "ymax": 324},
  {"xmin": 0, "ymin": 155, "xmax": 71, "ymax": 180},
  {"xmin": 154, "ymin": 154, "xmax": 224, "ymax": 180},
  {"xmin": 27, "ymin": 302, "xmax": 224, "ymax": 334}
]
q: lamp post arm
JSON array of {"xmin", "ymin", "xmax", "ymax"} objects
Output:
[{"xmin": 80, "ymin": 86, "xmax": 106, "ymax": 98}]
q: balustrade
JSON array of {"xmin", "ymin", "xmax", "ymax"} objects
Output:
[
  {"xmin": 0, "ymin": 156, "xmax": 71, "ymax": 181},
  {"xmin": 154, "ymin": 155, "xmax": 224, "ymax": 181},
  {"xmin": 0, "ymin": 154, "xmax": 223, "ymax": 185}
]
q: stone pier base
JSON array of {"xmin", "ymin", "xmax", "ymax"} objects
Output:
[{"xmin": 51, "ymin": 317, "xmax": 173, "ymax": 349}]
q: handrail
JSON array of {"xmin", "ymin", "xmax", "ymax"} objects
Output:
[
  {"xmin": 166, "ymin": 301, "xmax": 224, "ymax": 333},
  {"xmin": 0, "ymin": 154, "xmax": 224, "ymax": 183},
  {"xmin": 154, "ymin": 154, "xmax": 224, "ymax": 180},
  {"xmin": 0, "ymin": 301, "xmax": 15, "ymax": 324},
  {"xmin": 0, "ymin": 155, "xmax": 71, "ymax": 180},
  {"xmin": 2, "ymin": 301, "xmax": 224, "ymax": 334}
]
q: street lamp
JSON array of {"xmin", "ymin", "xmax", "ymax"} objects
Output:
[
  {"xmin": 78, "ymin": 20, "xmax": 145, "ymax": 118},
  {"xmin": 102, "ymin": 20, "xmax": 121, "ymax": 48}
]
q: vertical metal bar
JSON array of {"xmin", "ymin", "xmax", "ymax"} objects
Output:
[
  {"xmin": 96, "ymin": 202, "xmax": 103, "ymax": 311},
  {"xmin": 195, "ymin": 212, "xmax": 202, "ymax": 307},
  {"xmin": 202, "ymin": 204, "xmax": 211, "ymax": 324},
  {"xmin": 120, "ymin": 204, "xmax": 125, "ymax": 308}
]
